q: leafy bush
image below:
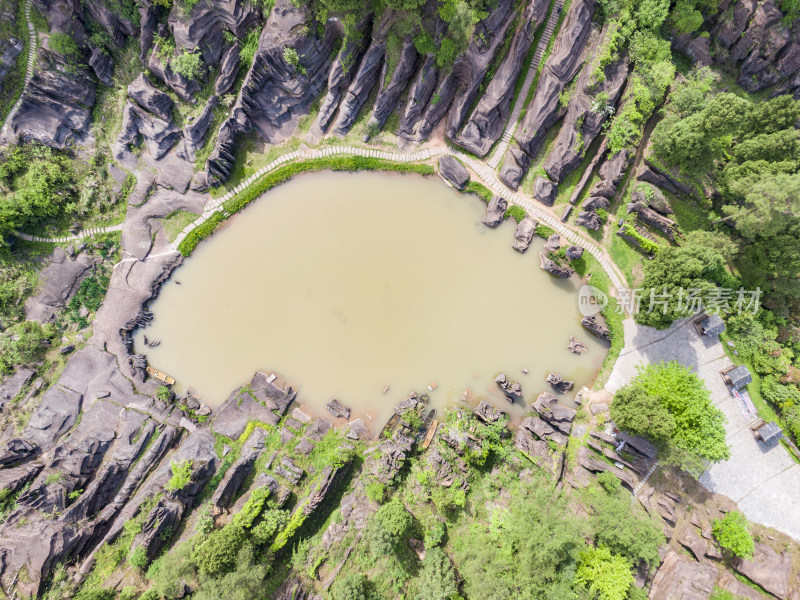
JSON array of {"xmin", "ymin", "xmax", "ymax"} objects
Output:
[
  {"xmin": 0, "ymin": 321, "xmax": 55, "ymax": 375},
  {"xmin": 575, "ymin": 545, "xmax": 634, "ymax": 600},
  {"xmin": 170, "ymin": 52, "xmax": 203, "ymax": 80},
  {"xmin": 365, "ymin": 481, "xmax": 385, "ymax": 503},
  {"xmin": 165, "ymin": 459, "xmax": 193, "ymax": 492},
  {"xmin": 331, "ymin": 573, "xmax": 369, "ymax": 600},
  {"xmin": 365, "ymin": 499, "xmax": 411, "ymax": 554},
  {"xmin": 504, "ymin": 205, "xmax": 527, "ymax": 223},
  {"xmin": 49, "ymin": 32, "xmax": 80, "ymax": 59},
  {"xmin": 192, "ymin": 523, "xmax": 247, "ymax": 576},
  {"xmin": 712, "ymin": 511, "xmax": 754, "ymax": 559},
  {"xmin": 128, "ymin": 546, "xmax": 149, "ymax": 569},
  {"xmin": 282, "ymin": 47, "xmax": 306, "ymax": 75}
]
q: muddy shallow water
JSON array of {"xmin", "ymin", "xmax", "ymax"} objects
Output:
[{"xmin": 135, "ymin": 171, "xmax": 607, "ymax": 430}]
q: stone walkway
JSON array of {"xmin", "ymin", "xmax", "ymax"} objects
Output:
[
  {"xmin": 487, "ymin": 0, "xmax": 564, "ymax": 169},
  {"xmin": 606, "ymin": 316, "xmax": 800, "ymax": 541},
  {"xmin": 174, "ymin": 145, "xmax": 628, "ymax": 295},
  {"xmin": 0, "ymin": 0, "xmax": 37, "ymax": 141},
  {"xmin": 13, "ymin": 223, "xmax": 124, "ymax": 244}
]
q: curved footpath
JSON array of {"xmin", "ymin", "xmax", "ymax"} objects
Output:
[
  {"xmin": 0, "ymin": 0, "xmax": 37, "ymax": 142},
  {"xmin": 172, "ymin": 145, "xmax": 628, "ymax": 295}
]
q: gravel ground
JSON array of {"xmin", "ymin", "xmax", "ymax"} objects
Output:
[{"xmin": 606, "ymin": 315, "xmax": 800, "ymax": 541}]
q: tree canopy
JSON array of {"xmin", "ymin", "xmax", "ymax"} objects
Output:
[{"xmin": 611, "ymin": 361, "xmax": 730, "ymax": 471}]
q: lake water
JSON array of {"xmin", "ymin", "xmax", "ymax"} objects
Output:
[{"xmin": 135, "ymin": 171, "xmax": 607, "ymax": 431}]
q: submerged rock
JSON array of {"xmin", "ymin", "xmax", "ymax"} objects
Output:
[
  {"xmin": 495, "ymin": 373, "xmax": 522, "ymax": 402},
  {"xmin": 546, "ymin": 373, "xmax": 575, "ymax": 394},
  {"xmin": 567, "ymin": 336, "xmax": 588, "ymax": 354},
  {"xmin": 326, "ymin": 398, "xmax": 351, "ymax": 420}
]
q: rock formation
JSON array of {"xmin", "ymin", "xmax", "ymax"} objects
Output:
[
  {"xmin": 539, "ymin": 252, "xmax": 575, "ymax": 278},
  {"xmin": 581, "ymin": 314, "xmax": 611, "ymax": 341},
  {"xmin": 512, "ymin": 216, "xmax": 536, "ymax": 252},
  {"xmin": 482, "ymin": 195, "xmax": 508, "ymax": 227},
  {"xmin": 438, "ymin": 155, "xmax": 470, "ymax": 190},
  {"xmin": 499, "ymin": 0, "xmax": 597, "ymax": 189},
  {"xmin": 454, "ymin": 0, "xmax": 549, "ymax": 155}
]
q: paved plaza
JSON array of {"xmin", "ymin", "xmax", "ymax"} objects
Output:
[{"xmin": 606, "ymin": 315, "xmax": 800, "ymax": 541}]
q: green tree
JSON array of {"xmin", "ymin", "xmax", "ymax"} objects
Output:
[
  {"xmin": 712, "ymin": 511, "xmax": 754, "ymax": 559},
  {"xmin": 365, "ymin": 499, "xmax": 412, "ymax": 554},
  {"xmin": 610, "ymin": 386, "xmax": 675, "ymax": 443},
  {"xmin": 575, "ymin": 545, "xmax": 634, "ymax": 600},
  {"xmin": 587, "ymin": 480, "xmax": 664, "ymax": 567},
  {"xmin": 192, "ymin": 523, "xmax": 247, "ymax": 576},
  {"xmin": 456, "ymin": 475, "xmax": 586, "ymax": 599},
  {"xmin": 194, "ymin": 545, "xmax": 269, "ymax": 600},
  {"xmin": 332, "ymin": 573, "xmax": 370, "ymax": 600},
  {"xmin": 612, "ymin": 362, "xmax": 729, "ymax": 470},
  {"xmin": 415, "ymin": 547, "xmax": 459, "ymax": 600},
  {"xmin": 170, "ymin": 52, "xmax": 203, "ymax": 80}
]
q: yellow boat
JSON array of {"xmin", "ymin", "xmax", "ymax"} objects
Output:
[
  {"xmin": 146, "ymin": 366, "xmax": 175, "ymax": 385},
  {"xmin": 420, "ymin": 420, "xmax": 439, "ymax": 450}
]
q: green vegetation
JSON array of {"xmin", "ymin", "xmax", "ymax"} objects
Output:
[
  {"xmin": 575, "ymin": 545, "xmax": 634, "ymax": 600},
  {"xmin": 504, "ymin": 204, "xmax": 527, "ymax": 223},
  {"xmin": 178, "ymin": 157, "xmax": 435, "ymax": 256},
  {"xmin": 0, "ymin": 321, "xmax": 55, "ymax": 375},
  {"xmin": 165, "ymin": 460, "xmax": 193, "ymax": 492},
  {"xmin": 0, "ymin": 0, "xmax": 29, "ymax": 125},
  {"xmin": 712, "ymin": 511, "xmax": 754, "ymax": 559},
  {"xmin": 611, "ymin": 361, "xmax": 729, "ymax": 472},
  {"xmin": 48, "ymin": 32, "xmax": 80, "ymax": 59}
]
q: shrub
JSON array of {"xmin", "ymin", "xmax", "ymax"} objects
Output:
[
  {"xmin": 597, "ymin": 472, "xmax": 621, "ymax": 494},
  {"xmin": 170, "ymin": 52, "xmax": 203, "ymax": 80},
  {"xmin": 193, "ymin": 523, "xmax": 247, "ymax": 576},
  {"xmin": 331, "ymin": 573, "xmax": 369, "ymax": 600},
  {"xmin": 156, "ymin": 385, "xmax": 171, "ymax": 402},
  {"xmin": 365, "ymin": 481, "xmax": 385, "ymax": 503},
  {"xmin": 424, "ymin": 518, "xmax": 446, "ymax": 548},
  {"xmin": 128, "ymin": 546, "xmax": 149, "ymax": 569},
  {"xmin": 282, "ymin": 47, "xmax": 306, "ymax": 74},
  {"xmin": 712, "ymin": 511, "xmax": 754, "ymax": 559},
  {"xmin": 504, "ymin": 205, "xmax": 527, "ymax": 223},
  {"xmin": 575, "ymin": 545, "xmax": 634, "ymax": 600},
  {"xmin": 49, "ymin": 32, "xmax": 80, "ymax": 59},
  {"xmin": 165, "ymin": 459, "xmax": 193, "ymax": 492},
  {"xmin": 0, "ymin": 321, "xmax": 56, "ymax": 375}
]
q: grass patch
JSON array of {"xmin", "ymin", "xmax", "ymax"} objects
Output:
[
  {"xmin": 180, "ymin": 157, "xmax": 434, "ymax": 256},
  {"xmin": 584, "ymin": 254, "xmax": 624, "ymax": 390},
  {"xmin": 464, "ymin": 181, "xmax": 492, "ymax": 203},
  {"xmin": 608, "ymin": 229, "xmax": 646, "ymax": 286},
  {"xmin": 161, "ymin": 210, "xmax": 200, "ymax": 243}
]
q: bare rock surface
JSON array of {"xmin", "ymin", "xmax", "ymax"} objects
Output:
[
  {"xmin": 474, "ymin": 400, "xmax": 506, "ymax": 423},
  {"xmin": 128, "ymin": 73, "xmax": 174, "ymax": 120},
  {"xmin": 734, "ymin": 543, "xmax": 792, "ymax": 599},
  {"xmin": 582, "ymin": 314, "xmax": 611, "ymax": 341},
  {"xmin": 482, "ymin": 195, "xmax": 507, "ymax": 227},
  {"xmin": 438, "ymin": 155, "xmax": 470, "ymax": 190},
  {"xmin": 534, "ymin": 176, "xmax": 557, "ymax": 205},
  {"xmin": 512, "ymin": 216, "xmax": 536, "ymax": 252},
  {"xmin": 4, "ymin": 48, "xmax": 96, "ymax": 149},
  {"xmin": 649, "ymin": 550, "xmax": 718, "ymax": 600}
]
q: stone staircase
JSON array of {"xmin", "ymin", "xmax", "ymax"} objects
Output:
[
  {"xmin": 487, "ymin": 0, "xmax": 564, "ymax": 170},
  {"xmin": 0, "ymin": 0, "xmax": 37, "ymax": 142}
]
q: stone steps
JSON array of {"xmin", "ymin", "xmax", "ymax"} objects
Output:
[
  {"xmin": 486, "ymin": 0, "xmax": 565, "ymax": 170},
  {"xmin": 0, "ymin": 0, "xmax": 38, "ymax": 141}
]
